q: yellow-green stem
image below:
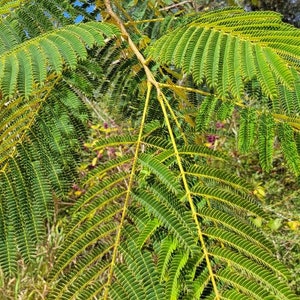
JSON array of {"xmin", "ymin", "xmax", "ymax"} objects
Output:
[
  {"xmin": 157, "ymin": 92, "xmax": 220, "ymax": 299},
  {"xmin": 103, "ymin": 82, "xmax": 153, "ymax": 299},
  {"xmin": 103, "ymin": 1, "xmax": 220, "ymax": 298}
]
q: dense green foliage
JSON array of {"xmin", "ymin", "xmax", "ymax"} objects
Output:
[{"xmin": 0, "ymin": 0, "xmax": 299, "ymax": 299}]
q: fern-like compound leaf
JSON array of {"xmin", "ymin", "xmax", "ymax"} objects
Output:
[
  {"xmin": 148, "ymin": 8, "xmax": 298, "ymax": 100},
  {"xmin": 0, "ymin": 21, "xmax": 119, "ymax": 98}
]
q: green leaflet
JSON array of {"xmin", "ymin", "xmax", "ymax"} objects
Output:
[
  {"xmin": 278, "ymin": 122, "xmax": 300, "ymax": 175},
  {"xmin": 139, "ymin": 153, "xmax": 181, "ymax": 195},
  {"xmin": 238, "ymin": 107, "xmax": 257, "ymax": 154},
  {"xmin": 212, "ymin": 247, "xmax": 298, "ymax": 300},
  {"xmin": 196, "ymin": 96, "xmax": 218, "ymax": 133},
  {"xmin": 0, "ymin": 21, "xmax": 119, "ymax": 98},
  {"xmin": 0, "ymin": 221, "xmax": 17, "ymax": 276},
  {"xmin": 258, "ymin": 113, "xmax": 275, "ymax": 172},
  {"xmin": 1, "ymin": 168, "xmax": 38, "ymax": 268}
]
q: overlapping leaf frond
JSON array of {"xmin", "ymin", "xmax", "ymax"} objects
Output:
[
  {"xmin": 47, "ymin": 120, "xmax": 298, "ymax": 298},
  {"xmin": 0, "ymin": 2, "xmax": 299, "ymax": 299},
  {"xmin": 112, "ymin": 157, "xmax": 297, "ymax": 298},
  {"xmin": 0, "ymin": 2, "xmax": 120, "ymax": 275},
  {"xmin": 93, "ymin": 38, "xmax": 147, "ymax": 120},
  {"xmin": 10, "ymin": 0, "xmax": 76, "ymax": 36},
  {"xmin": 44, "ymin": 5, "xmax": 300, "ymax": 300},
  {"xmin": 149, "ymin": 7, "xmax": 299, "ymax": 98},
  {"xmin": 147, "ymin": 8, "xmax": 300, "ymax": 174},
  {"xmin": 93, "ymin": 0, "xmax": 193, "ymax": 121},
  {"xmin": 0, "ymin": 19, "xmax": 23, "ymax": 54},
  {"xmin": 0, "ymin": 21, "xmax": 118, "ymax": 98},
  {"xmin": 0, "ymin": 84, "xmax": 90, "ymax": 274},
  {"xmin": 47, "ymin": 152, "xmax": 134, "ymax": 298}
]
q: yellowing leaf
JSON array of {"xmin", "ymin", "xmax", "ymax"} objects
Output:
[
  {"xmin": 195, "ymin": 134, "xmax": 203, "ymax": 145},
  {"xmin": 205, "ymin": 142, "xmax": 213, "ymax": 148},
  {"xmin": 91, "ymin": 157, "xmax": 98, "ymax": 167},
  {"xmin": 84, "ymin": 143, "xmax": 93, "ymax": 148},
  {"xmin": 91, "ymin": 124, "xmax": 100, "ymax": 130},
  {"xmin": 99, "ymin": 127, "xmax": 118, "ymax": 133},
  {"xmin": 74, "ymin": 190, "xmax": 83, "ymax": 197},
  {"xmin": 184, "ymin": 115, "xmax": 195, "ymax": 127},
  {"xmin": 287, "ymin": 220, "xmax": 300, "ymax": 231},
  {"xmin": 253, "ymin": 185, "xmax": 265, "ymax": 200},
  {"xmin": 139, "ymin": 35, "xmax": 151, "ymax": 49}
]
